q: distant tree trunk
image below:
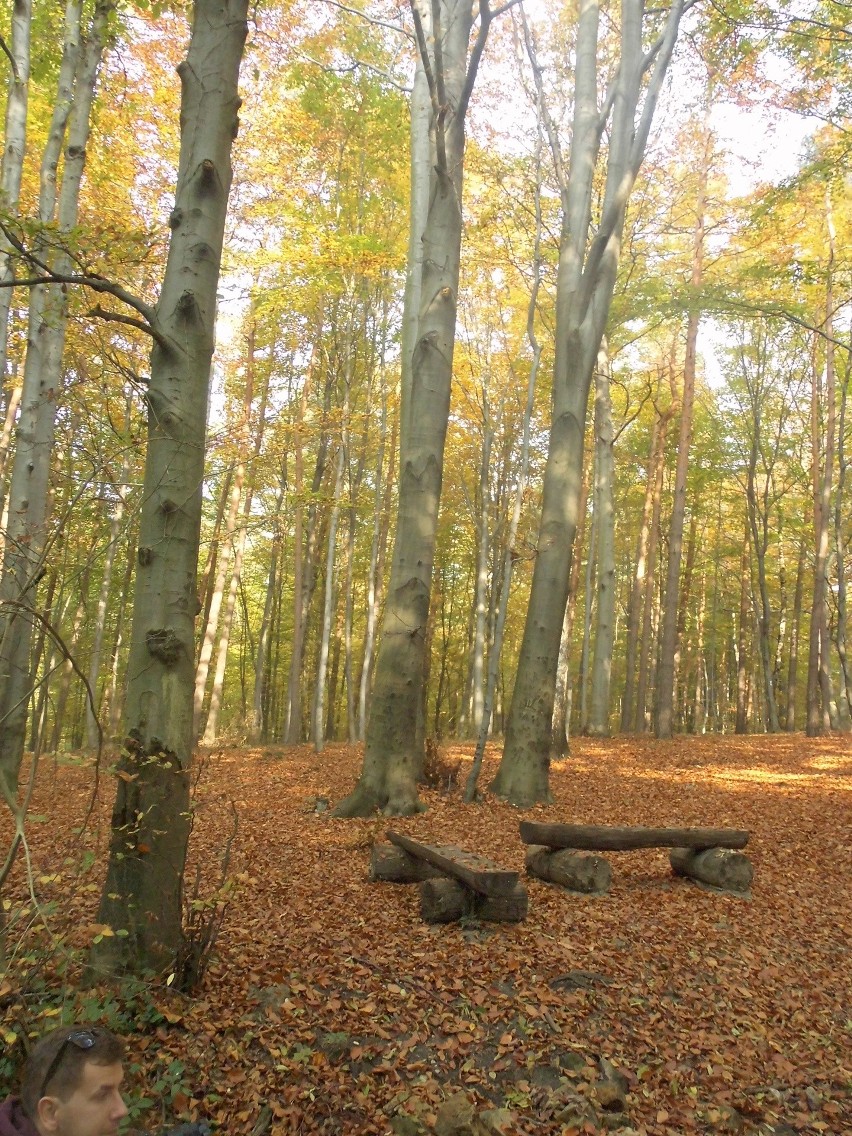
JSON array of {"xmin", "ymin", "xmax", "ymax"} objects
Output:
[
  {"xmin": 285, "ymin": 345, "xmax": 329, "ymax": 743},
  {"xmin": 466, "ymin": 119, "xmax": 544, "ymax": 801},
  {"xmin": 735, "ymin": 527, "xmax": 751, "ymax": 734},
  {"xmin": 621, "ymin": 408, "xmax": 665, "ymax": 731},
  {"xmin": 0, "ymin": 0, "xmax": 32, "ymax": 387},
  {"xmin": 806, "ymin": 199, "xmax": 837, "ymax": 737},
  {"xmin": 335, "ymin": 0, "xmax": 491, "ymax": 816},
  {"xmin": 655, "ymin": 108, "xmax": 710, "ymax": 739},
  {"xmin": 0, "ymin": 0, "xmax": 113, "ymax": 798},
  {"xmin": 834, "ymin": 352, "xmax": 851, "ymax": 725},
  {"xmin": 786, "ymin": 538, "xmax": 805, "ymax": 731},
  {"xmin": 250, "ymin": 462, "xmax": 287, "ymax": 743},
  {"xmin": 92, "ymin": 0, "xmax": 248, "ymax": 975},
  {"xmin": 634, "ymin": 409, "xmax": 668, "ymax": 731},
  {"xmin": 467, "ymin": 402, "xmax": 492, "ymax": 737},
  {"xmin": 313, "ymin": 438, "xmax": 346, "ymax": 752},
  {"xmin": 357, "ymin": 394, "xmax": 394, "ymax": 740},
  {"xmin": 86, "ymin": 447, "xmax": 131, "ymax": 752},
  {"xmin": 586, "ymin": 343, "xmax": 615, "ymax": 736},
  {"xmin": 494, "ymin": 0, "xmax": 686, "ymax": 804}
]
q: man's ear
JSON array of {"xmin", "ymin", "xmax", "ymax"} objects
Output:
[{"xmin": 35, "ymin": 1096, "xmax": 61, "ymax": 1136}]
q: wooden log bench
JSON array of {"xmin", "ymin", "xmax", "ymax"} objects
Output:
[
  {"xmin": 520, "ymin": 822, "xmax": 753, "ymax": 895},
  {"xmin": 369, "ymin": 831, "xmax": 528, "ymax": 923}
]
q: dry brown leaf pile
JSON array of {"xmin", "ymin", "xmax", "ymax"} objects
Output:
[{"xmin": 2, "ymin": 735, "xmax": 850, "ymax": 1136}]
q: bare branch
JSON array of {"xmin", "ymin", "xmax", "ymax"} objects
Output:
[{"xmin": 0, "ymin": 33, "xmax": 17, "ymax": 79}]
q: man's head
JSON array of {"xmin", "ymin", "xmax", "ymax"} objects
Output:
[{"xmin": 21, "ymin": 1026, "xmax": 127, "ymax": 1136}]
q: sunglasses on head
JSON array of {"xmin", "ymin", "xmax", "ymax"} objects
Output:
[{"xmin": 39, "ymin": 1030, "xmax": 99, "ymax": 1101}]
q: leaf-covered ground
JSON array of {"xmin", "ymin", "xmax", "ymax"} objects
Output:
[{"xmin": 3, "ymin": 735, "xmax": 851, "ymax": 1135}]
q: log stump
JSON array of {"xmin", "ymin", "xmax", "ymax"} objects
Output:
[
  {"xmin": 369, "ymin": 844, "xmax": 445, "ymax": 883},
  {"xmin": 525, "ymin": 845, "xmax": 612, "ymax": 895},
  {"xmin": 419, "ymin": 877, "xmax": 528, "ymax": 924},
  {"xmin": 669, "ymin": 846, "xmax": 753, "ymax": 893}
]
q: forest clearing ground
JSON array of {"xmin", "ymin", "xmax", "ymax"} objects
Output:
[{"xmin": 2, "ymin": 735, "xmax": 850, "ymax": 1136}]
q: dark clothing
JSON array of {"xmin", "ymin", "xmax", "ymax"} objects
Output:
[{"xmin": 0, "ymin": 1098, "xmax": 39, "ymax": 1136}]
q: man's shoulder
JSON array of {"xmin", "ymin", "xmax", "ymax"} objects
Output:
[{"xmin": 0, "ymin": 1097, "xmax": 39, "ymax": 1136}]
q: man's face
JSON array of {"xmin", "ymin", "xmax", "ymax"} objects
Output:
[{"xmin": 38, "ymin": 1061, "xmax": 128, "ymax": 1136}]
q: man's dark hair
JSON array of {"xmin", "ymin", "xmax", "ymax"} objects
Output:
[{"xmin": 20, "ymin": 1025, "xmax": 125, "ymax": 1118}]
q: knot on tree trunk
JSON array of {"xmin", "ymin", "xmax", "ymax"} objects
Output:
[{"xmin": 146, "ymin": 627, "xmax": 183, "ymax": 665}]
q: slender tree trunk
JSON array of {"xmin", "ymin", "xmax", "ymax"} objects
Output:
[
  {"xmin": 622, "ymin": 408, "xmax": 664, "ymax": 730},
  {"xmin": 251, "ymin": 463, "xmax": 287, "ymax": 743},
  {"xmin": 0, "ymin": 0, "xmax": 112, "ymax": 798},
  {"xmin": 86, "ymin": 449, "xmax": 131, "ymax": 751},
  {"xmin": 655, "ymin": 108, "xmax": 711, "ymax": 738},
  {"xmin": 92, "ymin": 0, "xmax": 248, "ymax": 974},
  {"xmin": 586, "ymin": 342, "xmax": 615, "ymax": 735},
  {"xmin": 335, "ymin": 0, "xmax": 490, "ymax": 816},
  {"xmin": 786, "ymin": 539, "xmax": 805, "ymax": 731},
  {"xmin": 313, "ymin": 439, "xmax": 346, "ymax": 752},
  {"xmin": 833, "ymin": 351, "xmax": 851, "ymax": 725},
  {"xmin": 806, "ymin": 202, "xmax": 837, "ymax": 737},
  {"xmin": 0, "ymin": 0, "xmax": 33, "ymax": 387},
  {"xmin": 494, "ymin": 0, "xmax": 685, "ymax": 803},
  {"xmin": 735, "ymin": 526, "xmax": 751, "ymax": 734},
  {"xmin": 551, "ymin": 456, "xmax": 589, "ymax": 753}
]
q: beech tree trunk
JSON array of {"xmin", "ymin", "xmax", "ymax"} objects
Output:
[
  {"xmin": 586, "ymin": 343, "xmax": 616, "ymax": 735},
  {"xmin": 655, "ymin": 105, "xmax": 711, "ymax": 739},
  {"xmin": 0, "ymin": 0, "xmax": 112, "ymax": 797},
  {"xmin": 494, "ymin": 0, "xmax": 685, "ymax": 804},
  {"xmin": 92, "ymin": 0, "xmax": 248, "ymax": 974},
  {"xmin": 334, "ymin": 0, "xmax": 491, "ymax": 816},
  {"xmin": 0, "ymin": 0, "xmax": 32, "ymax": 387}
]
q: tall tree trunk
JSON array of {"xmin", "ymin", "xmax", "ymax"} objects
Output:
[
  {"xmin": 92, "ymin": 0, "xmax": 248, "ymax": 974},
  {"xmin": 0, "ymin": 0, "xmax": 32, "ymax": 387},
  {"xmin": 0, "ymin": 0, "xmax": 111, "ymax": 799},
  {"xmin": 494, "ymin": 0, "xmax": 685, "ymax": 803},
  {"xmin": 735, "ymin": 526, "xmax": 751, "ymax": 734},
  {"xmin": 655, "ymin": 107, "xmax": 711, "ymax": 738},
  {"xmin": 335, "ymin": 0, "xmax": 491, "ymax": 816},
  {"xmin": 250, "ymin": 462, "xmax": 287, "ymax": 743},
  {"xmin": 313, "ymin": 439, "xmax": 346, "ymax": 752},
  {"xmin": 586, "ymin": 342, "xmax": 615, "ymax": 735},
  {"xmin": 86, "ymin": 447, "xmax": 131, "ymax": 751},
  {"xmin": 621, "ymin": 408, "xmax": 664, "ymax": 731},
  {"xmin": 786, "ymin": 538, "xmax": 805, "ymax": 731},
  {"xmin": 833, "ymin": 350, "xmax": 851, "ymax": 725},
  {"xmin": 806, "ymin": 197, "xmax": 837, "ymax": 737}
]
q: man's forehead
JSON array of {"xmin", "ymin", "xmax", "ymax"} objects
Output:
[{"xmin": 76, "ymin": 1060, "xmax": 124, "ymax": 1090}]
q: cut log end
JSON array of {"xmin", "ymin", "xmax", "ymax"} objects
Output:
[
  {"xmin": 525, "ymin": 845, "xmax": 612, "ymax": 894},
  {"xmin": 419, "ymin": 877, "xmax": 528, "ymax": 923},
  {"xmin": 370, "ymin": 844, "xmax": 444, "ymax": 883},
  {"xmin": 669, "ymin": 846, "xmax": 754, "ymax": 894}
]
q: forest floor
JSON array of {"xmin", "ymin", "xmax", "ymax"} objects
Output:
[{"xmin": 2, "ymin": 734, "xmax": 850, "ymax": 1136}]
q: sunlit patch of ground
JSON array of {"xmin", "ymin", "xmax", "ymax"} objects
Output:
[{"xmin": 2, "ymin": 734, "xmax": 850, "ymax": 1136}]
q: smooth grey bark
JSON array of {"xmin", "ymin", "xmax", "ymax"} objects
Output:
[
  {"xmin": 586, "ymin": 343, "xmax": 615, "ymax": 735},
  {"xmin": 250, "ymin": 462, "xmax": 287, "ymax": 743},
  {"xmin": 465, "ymin": 118, "xmax": 544, "ymax": 801},
  {"xmin": 313, "ymin": 436, "xmax": 346, "ymax": 753},
  {"xmin": 0, "ymin": 0, "xmax": 110, "ymax": 799},
  {"xmin": 806, "ymin": 201, "xmax": 836, "ymax": 737},
  {"xmin": 93, "ymin": 0, "xmax": 248, "ymax": 974},
  {"xmin": 655, "ymin": 110, "xmax": 710, "ymax": 739},
  {"xmin": 0, "ymin": 0, "xmax": 32, "ymax": 387},
  {"xmin": 334, "ymin": 0, "xmax": 493, "ymax": 816},
  {"xmin": 785, "ymin": 538, "xmax": 805, "ymax": 730},
  {"xmin": 834, "ymin": 349, "xmax": 851, "ymax": 724},
  {"xmin": 85, "ymin": 446, "xmax": 131, "ymax": 751},
  {"xmin": 621, "ymin": 408, "xmax": 664, "ymax": 731},
  {"xmin": 494, "ymin": 0, "xmax": 686, "ymax": 804}
]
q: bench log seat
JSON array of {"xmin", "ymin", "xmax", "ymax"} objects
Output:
[
  {"xmin": 519, "ymin": 822, "xmax": 749, "ymax": 852},
  {"xmin": 387, "ymin": 831, "xmax": 519, "ymax": 897}
]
